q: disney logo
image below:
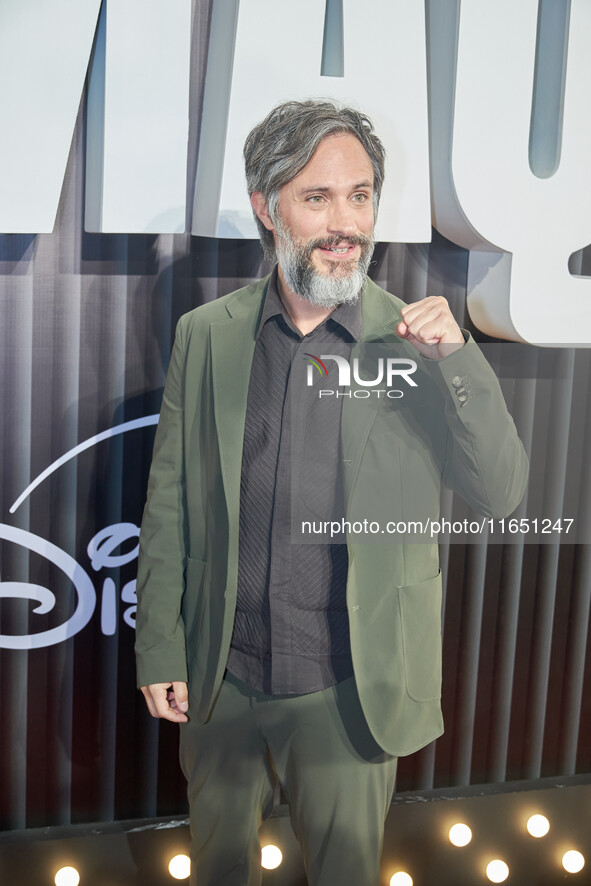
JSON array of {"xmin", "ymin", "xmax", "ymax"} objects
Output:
[{"xmin": 0, "ymin": 415, "xmax": 159, "ymax": 650}]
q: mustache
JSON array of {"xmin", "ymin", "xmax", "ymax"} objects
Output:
[
  {"xmin": 308, "ymin": 234, "xmax": 373, "ymax": 249},
  {"xmin": 307, "ymin": 234, "xmax": 374, "ymax": 252}
]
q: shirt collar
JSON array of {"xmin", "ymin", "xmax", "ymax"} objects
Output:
[{"xmin": 256, "ymin": 266, "xmax": 363, "ymax": 341}]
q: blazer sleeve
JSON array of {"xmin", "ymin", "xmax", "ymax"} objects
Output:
[
  {"xmin": 135, "ymin": 316, "xmax": 190, "ymax": 688},
  {"xmin": 422, "ymin": 335, "xmax": 529, "ymax": 518}
]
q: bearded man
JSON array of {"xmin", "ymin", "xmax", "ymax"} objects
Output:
[{"xmin": 135, "ymin": 100, "xmax": 528, "ymax": 886}]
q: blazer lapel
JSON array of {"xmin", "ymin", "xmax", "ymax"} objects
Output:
[{"xmin": 210, "ymin": 279, "xmax": 268, "ymax": 536}]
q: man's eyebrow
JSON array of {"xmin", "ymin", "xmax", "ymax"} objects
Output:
[
  {"xmin": 299, "ymin": 181, "xmax": 374, "ymax": 194},
  {"xmin": 300, "ymin": 186, "xmax": 329, "ymax": 194}
]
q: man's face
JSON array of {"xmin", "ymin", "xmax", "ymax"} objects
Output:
[{"xmin": 258, "ymin": 133, "xmax": 376, "ymax": 306}]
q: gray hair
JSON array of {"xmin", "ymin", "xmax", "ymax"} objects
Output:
[{"xmin": 243, "ymin": 99, "xmax": 386, "ymax": 260}]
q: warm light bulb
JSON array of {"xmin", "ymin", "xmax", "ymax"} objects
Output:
[
  {"xmin": 562, "ymin": 850, "xmax": 585, "ymax": 874},
  {"xmin": 390, "ymin": 873, "xmax": 413, "ymax": 886},
  {"xmin": 527, "ymin": 814, "xmax": 550, "ymax": 838},
  {"xmin": 449, "ymin": 823, "xmax": 472, "ymax": 847},
  {"xmin": 486, "ymin": 859, "xmax": 509, "ymax": 883},
  {"xmin": 261, "ymin": 844, "xmax": 282, "ymax": 870},
  {"xmin": 54, "ymin": 867, "xmax": 80, "ymax": 886},
  {"xmin": 168, "ymin": 854, "xmax": 191, "ymax": 880}
]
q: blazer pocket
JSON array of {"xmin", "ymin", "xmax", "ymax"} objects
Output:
[{"xmin": 396, "ymin": 570, "xmax": 442, "ymax": 702}]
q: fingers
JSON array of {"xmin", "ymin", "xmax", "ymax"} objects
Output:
[
  {"xmin": 141, "ymin": 682, "xmax": 189, "ymax": 723},
  {"xmin": 398, "ymin": 297, "xmax": 464, "ymax": 347},
  {"xmin": 168, "ymin": 681, "xmax": 189, "ymax": 716}
]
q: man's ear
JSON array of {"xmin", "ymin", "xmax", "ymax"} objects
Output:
[{"xmin": 250, "ymin": 192, "xmax": 275, "ymax": 232}]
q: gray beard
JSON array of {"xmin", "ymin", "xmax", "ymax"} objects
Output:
[{"xmin": 274, "ymin": 220, "xmax": 375, "ymax": 308}]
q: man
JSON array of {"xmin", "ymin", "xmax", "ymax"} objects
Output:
[{"xmin": 135, "ymin": 100, "xmax": 528, "ymax": 885}]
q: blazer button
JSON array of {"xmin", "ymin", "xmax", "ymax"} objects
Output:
[{"xmin": 451, "ymin": 376, "xmax": 463, "ymax": 388}]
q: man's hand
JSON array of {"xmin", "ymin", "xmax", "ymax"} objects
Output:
[
  {"xmin": 396, "ymin": 296, "xmax": 464, "ymax": 359},
  {"xmin": 141, "ymin": 681, "xmax": 189, "ymax": 723}
]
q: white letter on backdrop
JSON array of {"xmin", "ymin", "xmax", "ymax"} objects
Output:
[
  {"xmin": 0, "ymin": 0, "xmax": 102, "ymax": 233},
  {"xmin": 429, "ymin": 0, "xmax": 591, "ymax": 344},
  {"xmin": 85, "ymin": 0, "xmax": 191, "ymax": 233},
  {"xmin": 191, "ymin": 0, "xmax": 431, "ymax": 243}
]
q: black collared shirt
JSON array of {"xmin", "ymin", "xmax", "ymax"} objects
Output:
[{"xmin": 226, "ymin": 269, "xmax": 362, "ymax": 695}]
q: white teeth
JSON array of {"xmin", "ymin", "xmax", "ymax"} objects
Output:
[{"xmin": 330, "ymin": 247, "xmax": 348, "ymax": 253}]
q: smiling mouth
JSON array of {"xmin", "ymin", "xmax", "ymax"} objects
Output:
[{"xmin": 317, "ymin": 244, "xmax": 357, "ymax": 257}]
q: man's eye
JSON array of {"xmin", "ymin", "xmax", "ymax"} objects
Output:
[
  {"xmin": 352, "ymin": 193, "xmax": 368, "ymax": 202},
  {"xmin": 307, "ymin": 195, "xmax": 324, "ymax": 203}
]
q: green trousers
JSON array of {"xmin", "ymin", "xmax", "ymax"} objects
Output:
[{"xmin": 179, "ymin": 671, "xmax": 398, "ymax": 886}]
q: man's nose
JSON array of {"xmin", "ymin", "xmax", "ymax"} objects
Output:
[{"xmin": 326, "ymin": 199, "xmax": 357, "ymax": 237}]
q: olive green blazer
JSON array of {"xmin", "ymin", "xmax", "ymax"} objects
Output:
[{"xmin": 135, "ymin": 276, "xmax": 528, "ymax": 756}]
